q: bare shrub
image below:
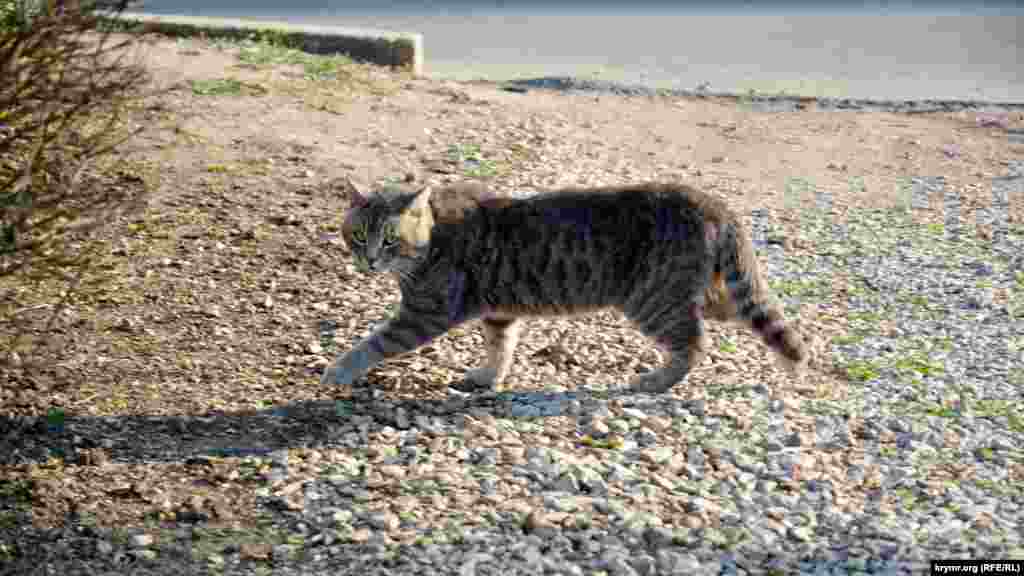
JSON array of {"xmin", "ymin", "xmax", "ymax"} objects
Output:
[{"xmin": 1, "ymin": 0, "xmax": 154, "ymax": 371}]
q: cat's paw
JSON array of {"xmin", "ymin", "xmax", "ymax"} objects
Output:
[
  {"xmin": 449, "ymin": 366, "xmax": 499, "ymax": 393},
  {"xmin": 320, "ymin": 364, "xmax": 355, "ymax": 387},
  {"xmin": 628, "ymin": 372, "xmax": 676, "ymax": 394}
]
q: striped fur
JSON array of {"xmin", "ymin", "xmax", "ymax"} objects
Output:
[{"xmin": 322, "ymin": 180, "xmax": 807, "ymax": 393}]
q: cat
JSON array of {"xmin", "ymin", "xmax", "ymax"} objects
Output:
[{"xmin": 321, "ymin": 179, "xmax": 808, "ymax": 394}]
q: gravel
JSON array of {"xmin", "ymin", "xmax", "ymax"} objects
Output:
[
  {"xmin": 3, "ymin": 160, "xmax": 1022, "ymax": 574},
  {"xmin": 503, "ymin": 76, "xmax": 1024, "ymax": 115},
  {"xmin": 8, "ymin": 163, "xmax": 1024, "ymax": 569}
]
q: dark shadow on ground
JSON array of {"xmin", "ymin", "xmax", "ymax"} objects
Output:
[{"xmin": 0, "ymin": 385, "xmax": 691, "ymax": 467}]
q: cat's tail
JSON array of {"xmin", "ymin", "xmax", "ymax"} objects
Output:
[{"xmin": 709, "ymin": 221, "xmax": 808, "ymax": 372}]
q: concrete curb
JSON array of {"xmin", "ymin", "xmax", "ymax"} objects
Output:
[{"xmin": 109, "ymin": 12, "xmax": 423, "ymax": 76}]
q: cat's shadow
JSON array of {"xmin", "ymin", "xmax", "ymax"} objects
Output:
[{"xmin": 0, "ymin": 386, "xmax": 684, "ymax": 466}]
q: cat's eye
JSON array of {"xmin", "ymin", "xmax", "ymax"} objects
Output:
[{"xmin": 382, "ymin": 222, "xmax": 399, "ymax": 245}]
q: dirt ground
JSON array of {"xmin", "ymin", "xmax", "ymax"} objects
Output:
[{"xmin": 1, "ymin": 32, "xmax": 1022, "ymax": 545}]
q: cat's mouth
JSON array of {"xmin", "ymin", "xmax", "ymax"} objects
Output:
[{"xmin": 366, "ymin": 258, "xmax": 399, "ymax": 273}]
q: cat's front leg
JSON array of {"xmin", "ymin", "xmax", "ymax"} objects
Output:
[
  {"xmin": 320, "ymin": 337, "xmax": 382, "ymax": 387},
  {"xmin": 321, "ymin": 304, "xmax": 455, "ymax": 387}
]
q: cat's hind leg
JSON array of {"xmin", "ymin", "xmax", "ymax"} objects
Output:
[
  {"xmin": 450, "ymin": 317, "xmax": 522, "ymax": 393},
  {"xmin": 321, "ymin": 304, "xmax": 454, "ymax": 387},
  {"xmin": 627, "ymin": 301, "xmax": 709, "ymax": 394}
]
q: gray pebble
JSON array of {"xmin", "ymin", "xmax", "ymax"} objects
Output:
[
  {"xmin": 128, "ymin": 534, "xmax": 153, "ymax": 548},
  {"xmin": 636, "ymin": 427, "xmax": 658, "ymax": 447},
  {"xmin": 631, "ymin": 554, "xmax": 657, "ymax": 576},
  {"xmin": 657, "ymin": 550, "xmax": 702, "ymax": 573},
  {"xmin": 643, "ymin": 526, "xmax": 675, "ymax": 548}
]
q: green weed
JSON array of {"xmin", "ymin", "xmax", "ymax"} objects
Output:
[
  {"xmin": 237, "ymin": 41, "xmax": 356, "ymax": 81},
  {"xmin": 45, "ymin": 407, "xmax": 66, "ymax": 433},
  {"xmin": 447, "ymin": 143, "xmax": 498, "ymax": 178},
  {"xmin": 770, "ymin": 279, "xmax": 824, "ymax": 298},
  {"xmin": 891, "ymin": 354, "xmax": 944, "ymax": 377},
  {"xmin": 832, "ymin": 333, "xmax": 864, "ymax": 346},
  {"xmin": 190, "ymin": 77, "xmax": 268, "ymax": 96},
  {"xmin": 0, "ymin": 479, "xmax": 32, "ymax": 505},
  {"xmin": 718, "ymin": 337, "xmax": 738, "ymax": 354},
  {"xmin": 848, "ymin": 311, "xmax": 882, "ymax": 324},
  {"xmin": 843, "ymin": 360, "xmax": 882, "ymax": 382}
]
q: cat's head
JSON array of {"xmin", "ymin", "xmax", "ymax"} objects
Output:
[{"xmin": 341, "ymin": 178, "xmax": 435, "ymax": 274}]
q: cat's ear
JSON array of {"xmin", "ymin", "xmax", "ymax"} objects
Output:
[
  {"xmin": 409, "ymin": 185, "xmax": 433, "ymax": 213},
  {"xmin": 397, "ymin": 185, "xmax": 435, "ymax": 246},
  {"xmin": 343, "ymin": 176, "xmax": 371, "ymax": 206}
]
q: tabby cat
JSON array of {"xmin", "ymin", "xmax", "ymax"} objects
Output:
[{"xmin": 321, "ymin": 180, "xmax": 807, "ymax": 394}]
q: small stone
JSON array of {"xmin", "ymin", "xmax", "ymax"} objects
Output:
[
  {"xmin": 367, "ymin": 511, "xmax": 400, "ymax": 531},
  {"xmin": 642, "ymin": 447, "xmax": 673, "ymax": 465},
  {"xmin": 393, "ymin": 407, "xmax": 410, "ymax": 429},
  {"xmin": 553, "ymin": 473, "xmax": 579, "ymax": 493},
  {"xmin": 657, "ymin": 550, "xmax": 701, "ymax": 573},
  {"xmin": 632, "ymin": 554, "xmax": 657, "ymax": 575},
  {"xmin": 510, "ymin": 404, "xmax": 542, "ymax": 418},
  {"xmin": 349, "ymin": 528, "xmax": 372, "ymax": 542},
  {"xmin": 77, "ymin": 448, "xmax": 110, "ymax": 467},
  {"xmin": 542, "ymin": 494, "xmax": 570, "ymax": 512},
  {"xmin": 589, "ymin": 419, "xmax": 611, "ymax": 437},
  {"xmin": 475, "ymin": 447, "xmax": 499, "ymax": 466},
  {"xmin": 239, "ymin": 543, "xmax": 273, "ymax": 560},
  {"xmin": 266, "ymin": 469, "xmax": 288, "ymax": 485},
  {"xmin": 637, "ymin": 427, "xmax": 658, "ymax": 447},
  {"xmin": 683, "ymin": 464, "xmax": 703, "ymax": 480},
  {"xmin": 606, "ymin": 463, "xmax": 631, "ymax": 484},
  {"xmin": 378, "ymin": 464, "xmax": 406, "ymax": 479},
  {"xmin": 278, "ymin": 479, "xmax": 305, "ymax": 497},
  {"xmin": 649, "ymin": 473, "xmax": 676, "ymax": 491},
  {"xmin": 602, "ymin": 552, "xmax": 637, "ymax": 576},
  {"xmin": 789, "ymin": 525, "xmax": 813, "ymax": 541},
  {"xmin": 523, "ymin": 510, "xmax": 558, "ymax": 537},
  {"xmin": 479, "ymin": 477, "xmax": 497, "ymax": 495},
  {"xmin": 500, "ymin": 445, "xmax": 526, "ymax": 462},
  {"xmin": 620, "ymin": 407, "xmax": 646, "ymax": 419},
  {"xmin": 686, "ymin": 446, "xmax": 705, "ymax": 468},
  {"xmin": 268, "ymin": 449, "xmax": 290, "ymax": 468},
  {"xmin": 644, "ymin": 526, "xmax": 675, "ymax": 548},
  {"xmin": 607, "ymin": 418, "xmax": 631, "ymax": 435}
]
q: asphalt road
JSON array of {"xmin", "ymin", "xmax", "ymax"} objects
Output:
[{"xmin": 140, "ymin": 2, "xmax": 1023, "ymax": 104}]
